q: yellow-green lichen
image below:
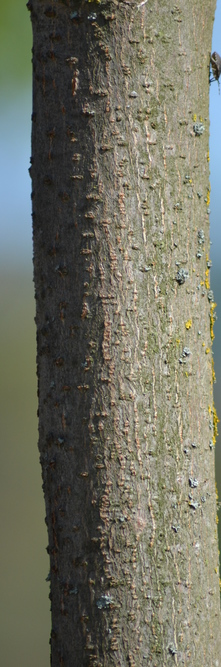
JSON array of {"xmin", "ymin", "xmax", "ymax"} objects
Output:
[
  {"xmin": 205, "ymin": 269, "xmax": 210, "ymax": 290},
  {"xmin": 210, "ymin": 302, "xmax": 217, "ymax": 342},
  {"xmin": 212, "ymin": 359, "xmax": 216, "ymax": 383},
  {"xmin": 209, "ymin": 404, "xmax": 220, "ymax": 446}
]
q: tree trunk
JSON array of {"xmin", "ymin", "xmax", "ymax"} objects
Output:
[{"xmin": 29, "ymin": 0, "xmax": 221, "ymax": 664}]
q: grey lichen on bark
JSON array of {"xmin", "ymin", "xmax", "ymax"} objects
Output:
[{"xmin": 29, "ymin": 0, "xmax": 221, "ymax": 665}]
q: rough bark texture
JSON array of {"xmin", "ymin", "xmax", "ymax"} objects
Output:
[{"xmin": 29, "ymin": 0, "xmax": 221, "ymax": 665}]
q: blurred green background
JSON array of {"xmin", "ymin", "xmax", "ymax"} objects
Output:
[
  {"xmin": 0, "ymin": 1, "xmax": 50, "ymax": 665},
  {"xmin": 1, "ymin": 2, "xmax": 221, "ymax": 666}
]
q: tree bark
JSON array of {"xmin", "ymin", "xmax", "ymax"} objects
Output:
[{"xmin": 29, "ymin": 0, "xmax": 221, "ymax": 665}]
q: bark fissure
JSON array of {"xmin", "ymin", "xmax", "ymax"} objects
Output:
[{"xmin": 29, "ymin": 0, "xmax": 221, "ymax": 665}]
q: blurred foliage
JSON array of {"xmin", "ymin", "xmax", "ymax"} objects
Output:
[
  {"xmin": 0, "ymin": 271, "xmax": 50, "ymax": 666},
  {"xmin": 0, "ymin": 2, "xmax": 49, "ymax": 664},
  {"xmin": 0, "ymin": 0, "xmax": 32, "ymax": 95}
]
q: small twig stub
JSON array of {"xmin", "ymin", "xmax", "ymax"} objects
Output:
[{"xmin": 210, "ymin": 51, "xmax": 221, "ymax": 83}]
